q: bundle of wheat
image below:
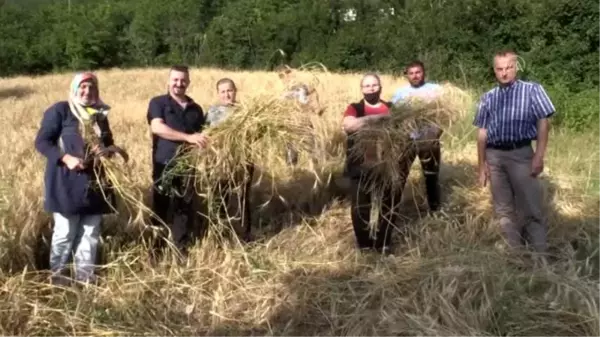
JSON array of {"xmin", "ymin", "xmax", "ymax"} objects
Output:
[
  {"xmin": 348, "ymin": 83, "xmax": 473, "ymax": 192},
  {"xmin": 79, "ymin": 114, "xmax": 159, "ymax": 229},
  {"xmin": 92, "ymin": 154, "xmax": 156, "ymax": 227},
  {"xmin": 160, "ymin": 94, "xmax": 318, "ymax": 210}
]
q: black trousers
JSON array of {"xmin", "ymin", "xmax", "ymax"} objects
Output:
[
  {"xmin": 151, "ymin": 162, "xmax": 203, "ymax": 255},
  {"xmin": 348, "ymin": 175, "xmax": 405, "ymax": 251},
  {"xmin": 407, "ymin": 137, "xmax": 442, "ymax": 211},
  {"xmin": 214, "ymin": 163, "xmax": 254, "ymax": 240}
]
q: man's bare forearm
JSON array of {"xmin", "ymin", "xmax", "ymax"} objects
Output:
[
  {"xmin": 150, "ymin": 120, "xmax": 191, "ymax": 142},
  {"xmin": 342, "ymin": 114, "xmax": 390, "ymax": 133},
  {"xmin": 535, "ymin": 118, "xmax": 550, "ymax": 158},
  {"xmin": 477, "ymin": 128, "xmax": 487, "ymax": 168}
]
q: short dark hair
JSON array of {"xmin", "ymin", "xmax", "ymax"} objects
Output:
[
  {"xmin": 169, "ymin": 65, "xmax": 189, "ymax": 74},
  {"xmin": 404, "ymin": 60, "xmax": 425, "ymax": 74},
  {"xmin": 494, "ymin": 48, "xmax": 517, "ymax": 57},
  {"xmin": 216, "ymin": 77, "xmax": 237, "ymax": 91}
]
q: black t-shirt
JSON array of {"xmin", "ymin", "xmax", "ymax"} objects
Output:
[{"xmin": 146, "ymin": 94, "xmax": 205, "ymax": 165}]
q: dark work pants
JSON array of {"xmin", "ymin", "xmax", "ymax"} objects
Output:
[
  {"xmin": 348, "ymin": 175, "xmax": 404, "ymax": 251},
  {"xmin": 215, "ymin": 163, "xmax": 255, "ymax": 240},
  {"xmin": 151, "ymin": 162, "xmax": 202, "ymax": 256},
  {"xmin": 406, "ymin": 136, "xmax": 442, "ymax": 211}
]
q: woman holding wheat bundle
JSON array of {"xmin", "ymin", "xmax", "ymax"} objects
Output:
[
  {"xmin": 34, "ymin": 72, "xmax": 119, "ymax": 286},
  {"xmin": 205, "ymin": 78, "xmax": 254, "ymax": 242},
  {"xmin": 342, "ymin": 73, "xmax": 408, "ymax": 254}
]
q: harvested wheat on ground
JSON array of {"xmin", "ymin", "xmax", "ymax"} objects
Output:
[{"xmin": 0, "ymin": 67, "xmax": 597, "ymax": 336}]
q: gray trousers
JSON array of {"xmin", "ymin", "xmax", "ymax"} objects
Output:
[{"xmin": 486, "ymin": 146, "xmax": 547, "ymax": 253}]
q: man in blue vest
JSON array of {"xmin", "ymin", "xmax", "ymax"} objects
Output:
[{"xmin": 391, "ymin": 61, "xmax": 443, "ymax": 212}]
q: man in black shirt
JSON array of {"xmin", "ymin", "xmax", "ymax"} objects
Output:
[{"xmin": 146, "ymin": 65, "xmax": 208, "ymax": 259}]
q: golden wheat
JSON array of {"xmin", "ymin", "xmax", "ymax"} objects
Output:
[{"xmin": 0, "ymin": 67, "xmax": 597, "ymax": 336}]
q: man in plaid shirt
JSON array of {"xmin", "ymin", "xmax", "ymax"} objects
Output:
[{"xmin": 473, "ymin": 49, "xmax": 555, "ymax": 254}]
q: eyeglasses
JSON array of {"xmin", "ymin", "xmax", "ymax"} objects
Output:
[{"xmin": 361, "ymin": 84, "xmax": 380, "ymax": 89}]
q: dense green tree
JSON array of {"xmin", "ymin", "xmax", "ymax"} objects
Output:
[{"xmin": 0, "ymin": 0, "xmax": 597, "ymax": 129}]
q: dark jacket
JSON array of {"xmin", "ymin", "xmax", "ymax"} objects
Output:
[{"xmin": 34, "ymin": 101, "xmax": 116, "ymax": 215}]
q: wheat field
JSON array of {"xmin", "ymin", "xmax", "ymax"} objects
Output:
[{"xmin": 0, "ymin": 67, "xmax": 598, "ymax": 336}]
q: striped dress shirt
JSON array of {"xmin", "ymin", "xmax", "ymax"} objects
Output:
[{"xmin": 473, "ymin": 80, "xmax": 556, "ymax": 145}]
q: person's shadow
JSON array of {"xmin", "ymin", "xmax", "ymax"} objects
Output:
[
  {"xmin": 29, "ymin": 189, "xmax": 160, "ymax": 272},
  {"xmin": 203, "ymin": 160, "xmax": 599, "ymax": 336},
  {"xmin": 248, "ymin": 164, "xmax": 349, "ymax": 237},
  {"xmin": 0, "ymin": 86, "xmax": 33, "ymax": 100},
  {"xmin": 25, "ymin": 149, "xmax": 598, "ymax": 290},
  {"xmin": 25, "ymin": 161, "xmax": 346, "ymax": 271},
  {"xmin": 401, "ymin": 158, "xmax": 599, "ymax": 273}
]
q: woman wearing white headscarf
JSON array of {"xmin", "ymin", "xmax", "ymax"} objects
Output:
[{"xmin": 34, "ymin": 72, "xmax": 118, "ymax": 286}]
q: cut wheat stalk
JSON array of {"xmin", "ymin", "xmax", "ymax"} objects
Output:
[
  {"xmin": 159, "ymin": 94, "xmax": 319, "ymax": 221},
  {"xmin": 348, "ymin": 84, "xmax": 473, "ymax": 193}
]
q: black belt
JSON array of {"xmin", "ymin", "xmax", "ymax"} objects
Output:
[{"xmin": 486, "ymin": 139, "xmax": 532, "ymax": 151}]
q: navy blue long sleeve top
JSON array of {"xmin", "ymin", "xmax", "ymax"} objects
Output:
[{"xmin": 34, "ymin": 101, "xmax": 115, "ymax": 215}]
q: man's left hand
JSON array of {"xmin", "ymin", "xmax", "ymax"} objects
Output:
[
  {"xmin": 187, "ymin": 133, "xmax": 209, "ymax": 149},
  {"xmin": 531, "ymin": 153, "xmax": 544, "ymax": 177}
]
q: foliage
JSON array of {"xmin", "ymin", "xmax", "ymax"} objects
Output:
[{"xmin": 0, "ymin": 0, "xmax": 597, "ymax": 130}]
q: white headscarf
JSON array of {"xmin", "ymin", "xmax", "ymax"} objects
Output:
[
  {"xmin": 58, "ymin": 72, "xmax": 112, "ymax": 154},
  {"xmin": 68, "ymin": 72, "xmax": 111, "ymax": 123}
]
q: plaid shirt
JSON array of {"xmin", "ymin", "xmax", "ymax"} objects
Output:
[{"xmin": 473, "ymin": 80, "xmax": 555, "ymax": 145}]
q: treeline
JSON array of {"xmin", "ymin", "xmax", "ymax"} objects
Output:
[{"xmin": 0, "ymin": 0, "xmax": 598, "ymax": 129}]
